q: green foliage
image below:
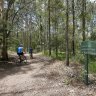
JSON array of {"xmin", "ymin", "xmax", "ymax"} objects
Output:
[
  {"xmin": 43, "ymin": 50, "xmax": 49, "ymax": 56},
  {"xmin": 8, "ymin": 37, "xmax": 19, "ymax": 51},
  {"xmin": 35, "ymin": 45, "xmax": 41, "ymax": 52},
  {"xmin": 44, "ymin": 50, "xmax": 85, "ymax": 63},
  {"xmin": 89, "ymin": 61, "xmax": 96, "ymax": 73},
  {"xmin": 43, "ymin": 50, "xmax": 66, "ymax": 60},
  {"xmin": 70, "ymin": 53, "xmax": 85, "ymax": 63},
  {"xmin": 90, "ymin": 32, "xmax": 96, "ymax": 40},
  {"xmin": 71, "ymin": 54, "xmax": 96, "ymax": 73},
  {"xmin": 55, "ymin": 52, "xmax": 66, "ymax": 60}
]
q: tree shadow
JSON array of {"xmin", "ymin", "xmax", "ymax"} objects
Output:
[
  {"xmin": 40, "ymin": 59, "xmax": 56, "ymax": 70},
  {"xmin": 0, "ymin": 55, "xmax": 56, "ymax": 80},
  {"xmin": 0, "ymin": 56, "xmax": 35, "ymax": 79},
  {"xmin": 31, "ymin": 56, "xmax": 60, "ymax": 80},
  {"xmin": 30, "ymin": 55, "xmax": 55, "ymax": 66},
  {"xmin": 33, "ymin": 71, "xmax": 60, "ymax": 80}
]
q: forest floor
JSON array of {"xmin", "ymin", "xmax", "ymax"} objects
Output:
[{"xmin": 0, "ymin": 53, "xmax": 96, "ymax": 96}]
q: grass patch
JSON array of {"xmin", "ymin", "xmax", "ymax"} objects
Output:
[
  {"xmin": 51, "ymin": 51, "xmax": 66, "ymax": 60},
  {"xmin": 43, "ymin": 51, "xmax": 96, "ymax": 73},
  {"xmin": 43, "ymin": 50, "xmax": 66, "ymax": 60},
  {"xmin": 43, "ymin": 50, "xmax": 84, "ymax": 62},
  {"xmin": 70, "ymin": 53, "xmax": 84, "ymax": 63},
  {"xmin": 89, "ymin": 61, "xmax": 96, "ymax": 73}
]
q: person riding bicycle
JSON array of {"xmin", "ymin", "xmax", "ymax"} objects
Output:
[
  {"xmin": 17, "ymin": 44, "xmax": 24, "ymax": 62},
  {"xmin": 29, "ymin": 47, "xmax": 33, "ymax": 59}
]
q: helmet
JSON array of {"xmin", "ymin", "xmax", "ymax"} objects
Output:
[{"xmin": 19, "ymin": 44, "xmax": 23, "ymax": 47}]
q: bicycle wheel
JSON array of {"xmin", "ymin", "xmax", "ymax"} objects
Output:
[
  {"xmin": 22, "ymin": 56, "xmax": 27, "ymax": 64},
  {"xmin": 14, "ymin": 57, "xmax": 20, "ymax": 65}
]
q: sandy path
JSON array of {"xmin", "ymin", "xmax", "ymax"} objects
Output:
[{"xmin": 0, "ymin": 53, "xmax": 96, "ymax": 96}]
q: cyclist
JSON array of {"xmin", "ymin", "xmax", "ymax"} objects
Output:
[
  {"xmin": 17, "ymin": 44, "xmax": 24, "ymax": 62},
  {"xmin": 29, "ymin": 47, "xmax": 33, "ymax": 59}
]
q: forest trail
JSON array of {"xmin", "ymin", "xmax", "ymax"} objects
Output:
[{"xmin": 0, "ymin": 53, "xmax": 96, "ymax": 96}]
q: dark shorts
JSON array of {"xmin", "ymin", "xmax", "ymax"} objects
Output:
[{"xmin": 17, "ymin": 52, "xmax": 23, "ymax": 56}]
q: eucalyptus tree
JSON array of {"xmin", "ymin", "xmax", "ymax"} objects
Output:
[
  {"xmin": 72, "ymin": 0, "xmax": 75, "ymax": 55},
  {"xmin": 66, "ymin": 0, "xmax": 69, "ymax": 66},
  {"xmin": 52, "ymin": 0, "xmax": 64, "ymax": 57},
  {"xmin": 1, "ymin": 0, "xmax": 16, "ymax": 60},
  {"xmin": 48, "ymin": 0, "xmax": 51, "ymax": 56},
  {"xmin": 82, "ymin": 0, "xmax": 86, "ymax": 41},
  {"xmin": 43, "ymin": 0, "xmax": 48, "ymax": 53},
  {"xmin": 88, "ymin": 1, "xmax": 96, "ymax": 40},
  {"xmin": 0, "ymin": 0, "xmax": 3, "ymax": 45},
  {"xmin": 13, "ymin": 0, "xmax": 37, "ymax": 51},
  {"xmin": 49, "ymin": 0, "xmax": 59, "ymax": 57},
  {"xmin": 54, "ymin": 0, "xmax": 58, "ymax": 57},
  {"xmin": 35, "ymin": 0, "xmax": 46, "ymax": 51},
  {"xmin": 0, "ymin": 0, "xmax": 37, "ymax": 60}
]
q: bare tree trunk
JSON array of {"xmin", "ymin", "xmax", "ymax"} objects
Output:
[
  {"xmin": 0, "ymin": 0, "xmax": 3, "ymax": 19},
  {"xmin": 54, "ymin": 1, "xmax": 58, "ymax": 58},
  {"xmin": 72, "ymin": 0, "xmax": 75, "ymax": 56},
  {"xmin": 55, "ymin": 28, "xmax": 58, "ymax": 58},
  {"xmin": 66, "ymin": 0, "xmax": 69, "ymax": 66},
  {"xmin": 0, "ymin": 0, "xmax": 3, "ymax": 56},
  {"xmin": 82, "ymin": 0, "xmax": 86, "ymax": 41},
  {"xmin": 2, "ymin": 24, "xmax": 8, "ymax": 60},
  {"xmin": 39, "ymin": 15, "xmax": 43, "ymax": 51},
  {"xmin": 48, "ymin": 0, "xmax": 51, "ymax": 56},
  {"xmin": 2, "ymin": 3, "xmax": 9, "ymax": 60},
  {"xmin": 43, "ymin": 0, "xmax": 48, "ymax": 54},
  {"xmin": 22, "ymin": 31, "xmax": 25, "ymax": 50}
]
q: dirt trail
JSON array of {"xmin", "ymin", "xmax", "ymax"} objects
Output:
[{"xmin": 0, "ymin": 53, "xmax": 96, "ymax": 96}]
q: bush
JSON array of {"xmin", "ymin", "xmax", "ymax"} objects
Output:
[
  {"xmin": 89, "ymin": 61, "xmax": 96, "ymax": 73},
  {"xmin": 70, "ymin": 53, "xmax": 85, "ymax": 63}
]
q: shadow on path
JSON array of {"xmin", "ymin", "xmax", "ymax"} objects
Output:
[
  {"xmin": 0, "ymin": 54, "xmax": 55, "ymax": 80},
  {"xmin": 0, "ymin": 56, "xmax": 34, "ymax": 79}
]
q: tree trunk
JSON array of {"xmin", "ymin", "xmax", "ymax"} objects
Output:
[
  {"xmin": 54, "ymin": 0, "xmax": 58, "ymax": 58},
  {"xmin": 0, "ymin": 0, "xmax": 3, "ymax": 19},
  {"xmin": 39, "ymin": 15, "xmax": 43, "ymax": 51},
  {"xmin": 82, "ymin": 0, "xmax": 86, "ymax": 41},
  {"xmin": 43, "ymin": 0, "xmax": 47, "ymax": 54},
  {"xmin": 2, "ymin": 2, "xmax": 9, "ymax": 60},
  {"xmin": 66, "ymin": 0, "xmax": 69, "ymax": 66},
  {"xmin": 1, "ymin": 0, "xmax": 15, "ymax": 60},
  {"xmin": 72, "ymin": 0, "xmax": 75, "ymax": 56},
  {"xmin": 2, "ymin": 24, "xmax": 8, "ymax": 60},
  {"xmin": 0, "ymin": 0, "xmax": 3, "ymax": 56},
  {"xmin": 48, "ymin": 0, "xmax": 51, "ymax": 56}
]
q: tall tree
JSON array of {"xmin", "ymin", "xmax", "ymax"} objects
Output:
[
  {"xmin": 0, "ymin": 0, "xmax": 3, "ymax": 19},
  {"xmin": 72, "ymin": 0, "xmax": 75, "ymax": 55},
  {"xmin": 0, "ymin": 0, "xmax": 3, "ymax": 45},
  {"xmin": 2, "ymin": 0, "xmax": 15, "ymax": 60},
  {"xmin": 66, "ymin": 0, "xmax": 69, "ymax": 66},
  {"xmin": 48, "ymin": 0, "xmax": 51, "ymax": 56},
  {"xmin": 82, "ymin": 0, "xmax": 86, "ymax": 41},
  {"xmin": 54, "ymin": 0, "xmax": 60, "ymax": 58}
]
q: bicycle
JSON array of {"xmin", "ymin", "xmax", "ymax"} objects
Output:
[{"xmin": 15, "ymin": 54, "xmax": 27, "ymax": 65}]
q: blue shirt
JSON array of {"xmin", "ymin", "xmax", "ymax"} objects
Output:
[
  {"xmin": 29, "ymin": 48, "xmax": 33, "ymax": 53},
  {"xmin": 17, "ymin": 47, "xmax": 23, "ymax": 53}
]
